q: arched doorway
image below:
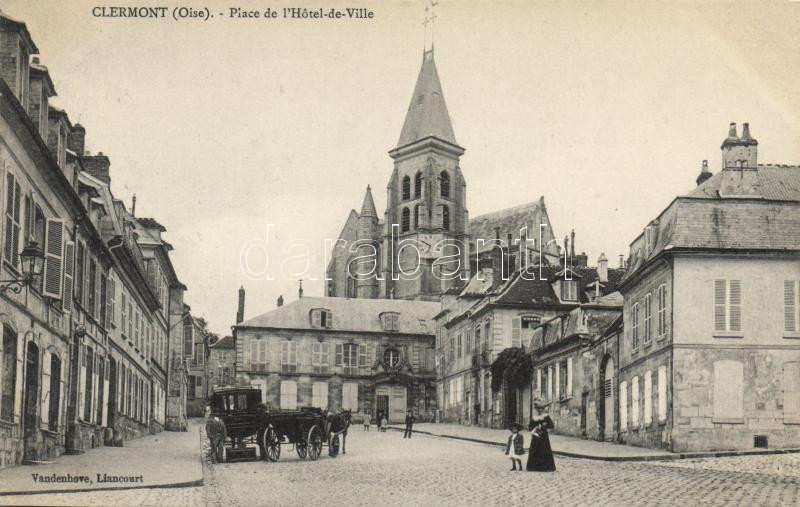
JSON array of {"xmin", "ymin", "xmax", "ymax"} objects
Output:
[
  {"xmin": 599, "ymin": 355, "xmax": 614, "ymax": 441},
  {"xmin": 23, "ymin": 341, "xmax": 40, "ymax": 460}
]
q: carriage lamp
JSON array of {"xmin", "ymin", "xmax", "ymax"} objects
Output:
[{"xmin": 0, "ymin": 241, "xmax": 45, "ymax": 294}]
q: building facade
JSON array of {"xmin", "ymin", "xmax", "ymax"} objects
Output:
[
  {"xmin": 234, "ymin": 296, "xmax": 439, "ymax": 423},
  {"xmin": 208, "ymin": 336, "xmax": 235, "ymax": 391},
  {"xmin": 618, "ymin": 123, "xmax": 800, "ymax": 452}
]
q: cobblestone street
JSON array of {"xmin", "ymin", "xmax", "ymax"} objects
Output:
[{"xmin": 3, "ymin": 428, "xmax": 800, "ymax": 506}]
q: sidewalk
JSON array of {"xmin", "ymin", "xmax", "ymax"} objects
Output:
[
  {"xmin": 388, "ymin": 423, "xmax": 800, "ymax": 462},
  {"xmin": 0, "ymin": 419, "xmax": 204, "ymax": 496}
]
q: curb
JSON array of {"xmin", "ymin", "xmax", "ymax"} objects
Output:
[{"xmin": 386, "ymin": 426, "xmax": 800, "ymax": 462}]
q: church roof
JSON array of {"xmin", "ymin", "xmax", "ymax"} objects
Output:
[
  {"xmin": 396, "ymin": 50, "xmax": 458, "ymax": 149},
  {"xmin": 236, "ymin": 297, "xmax": 440, "ymax": 335},
  {"xmin": 469, "ymin": 197, "xmax": 557, "ymax": 256},
  {"xmin": 360, "ymin": 185, "xmax": 377, "ymax": 218}
]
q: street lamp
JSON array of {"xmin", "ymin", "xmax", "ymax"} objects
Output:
[{"xmin": 0, "ymin": 241, "xmax": 45, "ymax": 294}]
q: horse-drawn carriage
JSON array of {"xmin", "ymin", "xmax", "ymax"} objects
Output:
[{"xmin": 209, "ymin": 387, "xmax": 350, "ymax": 463}]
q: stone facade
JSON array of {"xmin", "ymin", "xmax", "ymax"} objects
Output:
[{"xmin": 234, "ymin": 297, "xmax": 439, "ymax": 424}]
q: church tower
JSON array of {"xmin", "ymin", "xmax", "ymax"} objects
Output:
[
  {"xmin": 382, "ymin": 49, "xmax": 469, "ymax": 301},
  {"xmin": 356, "ymin": 185, "xmax": 380, "ymax": 299}
]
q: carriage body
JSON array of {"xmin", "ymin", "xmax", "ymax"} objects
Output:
[{"xmin": 209, "ymin": 387, "xmax": 269, "ymax": 461}]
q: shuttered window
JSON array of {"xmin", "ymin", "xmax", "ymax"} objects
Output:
[
  {"xmin": 631, "ymin": 302, "xmax": 640, "ymax": 350},
  {"xmin": 657, "ymin": 366, "xmax": 667, "ymax": 423},
  {"xmin": 3, "ymin": 174, "xmax": 21, "ymax": 267},
  {"xmin": 644, "ymin": 370, "xmax": 653, "ymax": 426},
  {"xmin": 281, "ymin": 341, "xmax": 296, "ymax": 373},
  {"xmin": 280, "ymin": 381, "xmax": 297, "ymax": 410},
  {"xmin": 311, "ymin": 382, "xmax": 328, "ymax": 409},
  {"xmin": 42, "ymin": 218, "xmax": 65, "ymax": 299},
  {"xmin": 657, "ymin": 284, "xmax": 667, "ymax": 337},
  {"xmin": 643, "ymin": 293, "xmax": 652, "ymax": 345},
  {"xmin": 342, "ymin": 382, "xmax": 358, "ymax": 411},
  {"xmin": 631, "ymin": 376, "xmax": 640, "ymax": 427},
  {"xmin": 62, "ymin": 241, "xmax": 75, "ymax": 312},
  {"xmin": 619, "ymin": 380, "xmax": 628, "ymax": 431},
  {"xmin": 714, "ymin": 280, "xmax": 742, "ymax": 333},
  {"xmin": 566, "ymin": 357, "xmax": 573, "ymax": 399},
  {"xmin": 785, "ymin": 281, "xmax": 799, "ymax": 333},
  {"xmin": 251, "ymin": 339, "xmax": 267, "ymax": 372},
  {"xmin": 120, "ymin": 292, "xmax": 127, "ymax": 336},
  {"xmin": 312, "ymin": 342, "xmax": 329, "ymax": 374},
  {"xmin": 511, "ymin": 317, "xmax": 521, "ymax": 348}
]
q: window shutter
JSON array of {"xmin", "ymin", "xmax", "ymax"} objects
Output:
[
  {"xmin": 326, "ymin": 311, "xmax": 333, "ymax": 328},
  {"xmin": 42, "ymin": 220, "xmax": 65, "ymax": 299},
  {"xmin": 335, "ymin": 344, "xmax": 343, "ymax": 366},
  {"xmin": 511, "ymin": 317, "xmax": 521, "ymax": 347},
  {"xmin": 619, "ymin": 381, "xmax": 628, "ymax": 431},
  {"xmin": 714, "ymin": 280, "xmax": 727, "ymax": 331},
  {"xmin": 11, "ymin": 180, "xmax": 20, "ymax": 267},
  {"xmin": 729, "ymin": 280, "xmax": 742, "ymax": 331},
  {"xmin": 62, "ymin": 241, "xmax": 75, "ymax": 312},
  {"xmin": 555, "ymin": 364, "xmax": 560, "ymax": 400},
  {"xmin": 566, "ymin": 357, "xmax": 572, "ymax": 397},
  {"xmin": 312, "ymin": 310, "xmax": 321, "ymax": 327},
  {"xmin": 107, "ymin": 277, "xmax": 115, "ymax": 326},
  {"xmin": 786, "ymin": 281, "xmax": 798, "ymax": 332},
  {"xmin": 359, "ymin": 344, "xmax": 367, "ymax": 367},
  {"xmin": 259, "ymin": 340, "xmax": 267, "ymax": 365}
]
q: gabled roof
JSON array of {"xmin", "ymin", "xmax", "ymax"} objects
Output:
[
  {"xmin": 494, "ymin": 265, "xmax": 625, "ymax": 307},
  {"xmin": 396, "ymin": 49, "xmax": 458, "ymax": 149},
  {"xmin": 210, "ymin": 335, "xmax": 234, "ymax": 350},
  {"xmin": 468, "ymin": 197, "xmax": 558, "ymax": 258},
  {"xmin": 237, "ymin": 296, "xmax": 439, "ymax": 335}
]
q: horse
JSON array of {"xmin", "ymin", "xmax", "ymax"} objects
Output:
[{"xmin": 325, "ymin": 409, "xmax": 352, "ymax": 455}]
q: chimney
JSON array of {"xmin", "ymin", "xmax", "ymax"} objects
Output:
[
  {"xmin": 81, "ymin": 152, "xmax": 111, "ymax": 185},
  {"xmin": 574, "ymin": 251, "xmax": 588, "ymax": 268},
  {"xmin": 721, "ymin": 121, "xmax": 757, "ymax": 170},
  {"xmin": 68, "ymin": 124, "xmax": 86, "ymax": 155},
  {"xmin": 597, "ymin": 252, "xmax": 608, "ymax": 283},
  {"xmin": 236, "ymin": 286, "xmax": 245, "ymax": 323},
  {"xmin": 277, "ymin": 295, "xmax": 284, "ymax": 307},
  {"xmin": 298, "ymin": 280, "xmax": 304, "ymax": 299},
  {"xmin": 618, "ymin": 254, "xmax": 624, "ymax": 268},
  {"xmin": 696, "ymin": 159, "xmax": 712, "ymax": 186},
  {"xmin": 131, "ymin": 194, "xmax": 136, "ymax": 217},
  {"xmin": 570, "ymin": 229, "xmax": 576, "ymax": 258}
]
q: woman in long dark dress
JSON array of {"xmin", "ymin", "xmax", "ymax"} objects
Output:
[{"xmin": 526, "ymin": 398, "xmax": 556, "ymax": 472}]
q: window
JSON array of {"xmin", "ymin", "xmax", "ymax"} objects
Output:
[
  {"xmin": 4, "ymin": 174, "xmax": 21, "ymax": 268},
  {"xmin": 84, "ymin": 347, "xmax": 94, "ymax": 421},
  {"xmin": 440, "ymin": 171, "xmax": 450, "ymax": 198},
  {"xmin": 48, "ymin": 354, "xmax": 61, "ymax": 431},
  {"xmin": 457, "ymin": 332, "xmax": 462, "ymax": 358},
  {"xmin": 413, "ymin": 205, "xmax": 420, "ymax": 229},
  {"xmin": 555, "ymin": 362, "xmax": 560, "ymax": 400},
  {"xmin": 547, "ymin": 365, "xmax": 553, "ymax": 399},
  {"xmin": 511, "ymin": 317, "xmax": 521, "ymax": 348},
  {"xmin": 280, "ymin": 381, "xmax": 297, "ymax": 410},
  {"xmin": 561, "ymin": 280, "xmax": 578, "ymax": 301},
  {"xmin": 784, "ymin": 281, "xmax": 800, "ymax": 333},
  {"xmin": 414, "ymin": 172, "xmax": 422, "ymax": 198},
  {"xmin": 312, "ymin": 382, "xmax": 328, "ymax": 409},
  {"xmin": 448, "ymin": 337, "xmax": 454, "ymax": 362},
  {"xmin": 75, "ymin": 242, "xmax": 85, "ymax": 306},
  {"xmin": 657, "ymin": 366, "xmax": 667, "ymax": 423},
  {"xmin": 466, "ymin": 327, "xmax": 472, "ymax": 354},
  {"xmin": 619, "ymin": 381, "xmax": 628, "ymax": 431},
  {"xmin": 120, "ymin": 292, "xmax": 127, "ymax": 336},
  {"xmin": 631, "ymin": 376, "xmax": 640, "ymax": 427},
  {"xmin": 195, "ymin": 343, "xmax": 205, "ymax": 366},
  {"xmin": 442, "ymin": 205, "xmax": 450, "ymax": 230},
  {"xmin": 714, "ymin": 280, "xmax": 742, "ymax": 333},
  {"xmin": 183, "ymin": 321, "xmax": 192, "ymax": 357},
  {"xmin": 383, "ymin": 348, "xmax": 400, "ymax": 368},
  {"xmin": 631, "ymin": 303, "xmax": 640, "ymax": 350},
  {"xmin": 656, "ymin": 284, "xmax": 667, "ymax": 337},
  {"xmin": 342, "ymin": 382, "xmax": 358, "ymax": 411},
  {"xmin": 249, "ymin": 338, "xmax": 267, "ymax": 372},
  {"xmin": 311, "ymin": 309, "xmax": 333, "ymax": 328},
  {"xmin": 88, "ymin": 260, "xmax": 97, "ymax": 317},
  {"xmin": 559, "ymin": 360, "xmax": 569, "ymax": 400},
  {"xmin": 712, "ymin": 360, "xmax": 743, "ymax": 423},
  {"xmin": 281, "ymin": 341, "xmax": 297, "ymax": 373},
  {"xmin": 381, "ymin": 312, "xmax": 399, "ymax": 331},
  {"xmin": 401, "ymin": 207, "xmax": 410, "ymax": 233},
  {"xmin": 312, "ymin": 342, "xmax": 330, "ymax": 374},
  {"xmin": 336, "ymin": 343, "xmax": 362, "ymax": 368},
  {"xmin": 643, "ymin": 293, "xmax": 652, "ymax": 345},
  {"xmin": 644, "ymin": 370, "xmax": 652, "ymax": 426},
  {"xmin": 1, "ymin": 325, "xmax": 18, "ymax": 421},
  {"xmin": 402, "ymin": 176, "xmax": 411, "ymax": 200}
]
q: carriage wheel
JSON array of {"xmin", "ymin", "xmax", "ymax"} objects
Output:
[
  {"xmin": 262, "ymin": 428, "xmax": 280, "ymax": 462},
  {"xmin": 329, "ymin": 434, "xmax": 340, "ymax": 458},
  {"xmin": 307, "ymin": 426, "xmax": 323, "ymax": 461},
  {"xmin": 296, "ymin": 441, "xmax": 308, "ymax": 459}
]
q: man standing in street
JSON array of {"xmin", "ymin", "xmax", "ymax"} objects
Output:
[
  {"xmin": 403, "ymin": 410, "xmax": 416, "ymax": 438},
  {"xmin": 205, "ymin": 402, "xmax": 226, "ymax": 463}
]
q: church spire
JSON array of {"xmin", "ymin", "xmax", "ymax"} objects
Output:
[
  {"xmin": 395, "ymin": 49, "xmax": 458, "ymax": 149},
  {"xmin": 359, "ymin": 185, "xmax": 377, "ymax": 218}
]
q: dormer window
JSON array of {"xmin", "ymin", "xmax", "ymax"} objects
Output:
[
  {"xmin": 381, "ymin": 312, "xmax": 400, "ymax": 331},
  {"xmin": 311, "ymin": 308, "xmax": 333, "ymax": 328},
  {"xmin": 562, "ymin": 280, "xmax": 578, "ymax": 301}
]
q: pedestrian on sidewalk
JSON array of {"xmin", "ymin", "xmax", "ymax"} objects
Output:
[
  {"xmin": 205, "ymin": 402, "xmax": 227, "ymax": 464},
  {"xmin": 505, "ymin": 422, "xmax": 525, "ymax": 471},
  {"xmin": 403, "ymin": 410, "xmax": 416, "ymax": 438},
  {"xmin": 363, "ymin": 413, "xmax": 371, "ymax": 431},
  {"xmin": 381, "ymin": 415, "xmax": 388, "ymax": 432},
  {"xmin": 526, "ymin": 398, "xmax": 556, "ymax": 472}
]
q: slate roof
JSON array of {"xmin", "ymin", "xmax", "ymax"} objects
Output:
[
  {"xmin": 494, "ymin": 265, "xmax": 625, "ymax": 307},
  {"xmin": 137, "ymin": 217, "xmax": 167, "ymax": 232},
  {"xmin": 210, "ymin": 335, "xmax": 234, "ymax": 350},
  {"xmin": 396, "ymin": 50, "xmax": 458, "ymax": 149},
  {"xmin": 468, "ymin": 197, "xmax": 559, "ymax": 259},
  {"xmin": 360, "ymin": 185, "xmax": 377, "ymax": 219},
  {"xmin": 623, "ymin": 164, "xmax": 800, "ymax": 284},
  {"xmin": 236, "ymin": 297, "xmax": 440, "ymax": 335}
]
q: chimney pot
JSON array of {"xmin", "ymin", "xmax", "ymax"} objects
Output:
[
  {"xmin": 32, "ymin": 56, "xmax": 40, "ymax": 64},
  {"xmin": 236, "ymin": 286, "xmax": 245, "ymax": 323}
]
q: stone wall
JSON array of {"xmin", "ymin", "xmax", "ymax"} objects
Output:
[{"xmin": 618, "ymin": 347, "xmax": 672, "ymax": 450}]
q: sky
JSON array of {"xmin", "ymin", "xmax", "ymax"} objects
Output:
[{"xmin": 3, "ymin": 0, "xmax": 799, "ymax": 336}]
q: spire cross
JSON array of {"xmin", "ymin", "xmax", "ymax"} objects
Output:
[{"xmin": 423, "ymin": 0, "xmax": 439, "ymax": 51}]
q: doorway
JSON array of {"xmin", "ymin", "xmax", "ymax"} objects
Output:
[
  {"xmin": 376, "ymin": 395, "xmax": 388, "ymax": 422},
  {"xmin": 600, "ymin": 356, "xmax": 615, "ymax": 441},
  {"xmin": 23, "ymin": 342, "xmax": 40, "ymax": 460}
]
